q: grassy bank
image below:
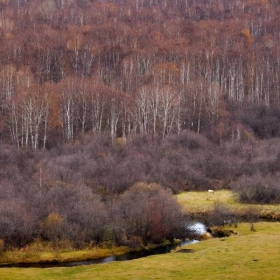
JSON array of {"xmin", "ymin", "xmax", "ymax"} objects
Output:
[
  {"xmin": 0, "ymin": 222, "xmax": 280, "ymax": 279},
  {"xmin": 176, "ymin": 190, "xmax": 280, "ymax": 219},
  {"xmin": 0, "ymin": 243, "xmax": 130, "ymax": 265}
]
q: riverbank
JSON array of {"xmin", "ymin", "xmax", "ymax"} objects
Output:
[
  {"xmin": 1, "ymin": 222, "xmax": 280, "ymax": 280},
  {"xmin": 0, "ymin": 238, "xmax": 187, "ymax": 266},
  {"xmin": 0, "ymin": 243, "xmax": 130, "ymax": 266}
]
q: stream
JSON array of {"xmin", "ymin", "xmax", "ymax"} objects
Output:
[{"xmin": 0, "ymin": 222, "xmax": 205, "ymax": 268}]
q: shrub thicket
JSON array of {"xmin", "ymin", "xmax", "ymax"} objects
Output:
[
  {"xmin": 231, "ymin": 174, "xmax": 280, "ymax": 204},
  {"xmin": 1, "ymin": 129, "xmax": 280, "ymax": 248}
]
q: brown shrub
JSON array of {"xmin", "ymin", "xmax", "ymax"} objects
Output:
[{"xmin": 0, "ymin": 239, "xmax": 4, "ymax": 255}]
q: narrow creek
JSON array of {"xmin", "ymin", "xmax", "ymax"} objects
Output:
[{"xmin": 0, "ymin": 222, "xmax": 205, "ymax": 268}]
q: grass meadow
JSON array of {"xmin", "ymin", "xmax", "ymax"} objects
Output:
[{"xmin": 176, "ymin": 190, "xmax": 280, "ymax": 219}]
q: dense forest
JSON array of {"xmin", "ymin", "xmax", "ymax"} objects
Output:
[
  {"xmin": 1, "ymin": 0, "xmax": 280, "ymax": 146},
  {"xmin": 1, "ymin": 0, "xmax": 280, "ymax": 249}
]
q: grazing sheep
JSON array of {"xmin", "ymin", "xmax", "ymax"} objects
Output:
[{"xmin": 208, "ymin": 189, "xmax": 215, "ymax": 194}]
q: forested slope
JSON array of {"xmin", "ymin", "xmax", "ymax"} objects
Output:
[
  {"xmin": 0, "ymin": 0, "xmax": 280, "ymax": 147},
  {"xmin": 1, "ymin": 0, "xmax": 280, "ymax": 250}
]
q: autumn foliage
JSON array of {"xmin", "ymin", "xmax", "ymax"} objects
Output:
[
  {"xmin": 0, "ymin": 0, "xmax": 278, "ymax": 147},
  {"xmin": 1, "ymin": 0, "xmax": 280, "ymax": 250}
]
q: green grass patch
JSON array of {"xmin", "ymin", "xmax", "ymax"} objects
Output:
[
  {"xmin": 176, "ymin": 190, "xmax": 280, "ymax": 219},
  {"xmin": 1, "ymin": 222, "xmax": 280, "ymax": 279}
]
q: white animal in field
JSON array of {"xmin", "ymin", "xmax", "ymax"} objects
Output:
[{"xmin": 208, "ymin": 189, "xmax": 215, "ymax": 194}]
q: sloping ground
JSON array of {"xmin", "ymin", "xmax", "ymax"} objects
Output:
[{"xmin": 0, "ymin": 222, "xmax": 280, "ymax": 280}]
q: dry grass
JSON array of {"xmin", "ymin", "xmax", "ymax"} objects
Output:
[{"xmin": 0, "ymin": 244, "xmax": 130, "ymax": 265}]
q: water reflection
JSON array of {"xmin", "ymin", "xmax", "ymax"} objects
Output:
[{"xmin": 188, "ymin": 222, "xmax": 207, "ymax": 235}]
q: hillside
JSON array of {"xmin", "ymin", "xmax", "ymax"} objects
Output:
[
  {"xmin": 0, "ymin": 0, "xmax": 280, "ymax": 146},
  {"xmin": 1, "ymin": 0, "xmax": 280, "ymax": 259}
]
